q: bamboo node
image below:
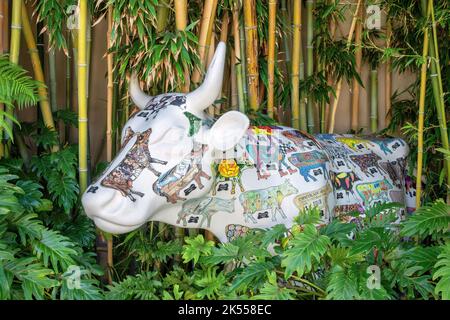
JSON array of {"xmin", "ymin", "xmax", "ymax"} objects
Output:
[
  {"xmin": 79, "ymin": 168, "xmax": 89, "ymax": 172},
  {"xmin": 79, "ymin": 118, "xmax": 88, "ymax": 123},
  {"xmin": 244, "ymin": 26, "xmax": 257, "ymax": 31},
  {"xmin": 10, "ymin": 24, "xmax": 22, "ymax": 30},
  {"xmin": 78, "ymin": 63, "xmax": 88, "ymax": 67},
  {"xmin": 430, "ymin": 73, "xmax": 438, "ymax": 78}
]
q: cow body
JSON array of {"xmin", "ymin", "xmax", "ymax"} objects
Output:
[{"xmin": 82, "ymin": 42, "xmax": 415, "ymax": 242}]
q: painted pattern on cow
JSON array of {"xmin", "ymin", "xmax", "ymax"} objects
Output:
[{"xmin": 100, "ymin": 127, "xmax": 168, "ymax": 201}]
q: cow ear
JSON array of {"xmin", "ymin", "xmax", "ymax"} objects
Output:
[{"xmin": 208, "ymin": 111, "xmax": 249, "ymax": 151}]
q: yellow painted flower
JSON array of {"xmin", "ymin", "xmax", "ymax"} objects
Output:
[{"xmin": 218, "ymin": 159, "xmax": 240, "ymax": 178}]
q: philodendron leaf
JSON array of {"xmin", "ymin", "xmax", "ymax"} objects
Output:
[{"xmin": 281, "ymin": 224, "xmax": 330, "ymax": 278}]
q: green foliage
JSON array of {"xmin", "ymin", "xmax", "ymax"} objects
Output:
[
  {"xmin": 112, "ymin": 200, "xmax": 449, "ymax": 300},
  {"xmin": 182, "ymin": 235, "xmax": 214, "ymax": 265},
  {"xmin": 401, "ymin": 200, "xmax": 450, "ymax": 238},
  {"xmin": 433, "ymin": 243, "xmax": 450, "ymax": 300},
  {"xmin": 31, "ymin": 146, "xmax": 79, "ymax": 214},
  {"xmin": 281, "ymin": 224, "xmax": 330, "ymax": 278},
  {"xmin": 0, "ymin": 55, "xmax": 41, "ymax": 141},
  {"xmin": 0, "ymin": 167, "xmax": 103, "ymax": 300}
]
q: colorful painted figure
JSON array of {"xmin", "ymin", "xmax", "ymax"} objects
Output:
[
  {"xmin": 101, "ymin": 127, "xmax": 167, "ymax": 201},
  {"xmin": 336, "ymin": 137, "xmax": 375, "ymax": 151},
  {"xmin": 293, "ymin": 184, "xmax": 332, "ymax": 221},
  {"xmin": 153, "ymin": 143, "xmax": 211, "ymax": 203},
  {"xmin": 330, "ymin": 171, "xmax": 360, "ymax": 195},
  {"xmin": 176, "ymin": 197, "xmax": 235, "ymax": 227},
  {"xmin": 349, "ymin": 152, "xmax": 384, "ymax": 177},
  {"xmin": 379, "ymin": 158, "xmax": 407, "ymax": 189},
  {"xmin": 355, "ymin": 179, "xmax": 393, "ymax": 206},
  {"xmin": 288, "ymin": 150, "xmax": 328, "ymax": 182},
  {"xmin": 225, "ymin": 224, "xmax": 250, "ymax": 242},
  {"xmin": 211, "ymin": 158, "xmax": 250, "ymax": 195},
  {"xmin": 239, "ymin": 180, "xmax": 298, "ymax": 223},
  {"xmin": 245, "ymin": 129, "xmax": 297, "ymax": 179}
]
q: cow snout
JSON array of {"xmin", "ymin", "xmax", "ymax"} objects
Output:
[{"xmin": 81, "ymin": 186, "xmax": 120, "ymax": 220}]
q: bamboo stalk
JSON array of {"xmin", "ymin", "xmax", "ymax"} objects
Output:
[
  {"xmin": 280, "ymin": 0, "xmax": 291, "ymax": 75},
  {"xmin": 174, "ymin": 0, "xmax": 187, "ymax": 30},
  {"xmin": 232, "ymin": 5, "xmax": 245, "ymax": 112},
  {"xmin": 49, "ymin": 48, "xmax": 57, "ymax": 112},
  {"xmin": 291, "ymin": 0, "xmax": 302, "ymax": 130},
  {"xmin": 267, "ymin": 0, "xmax": 277, "ymax": 119},
  {"xmin": 4, "ymin": 0, "xmax": 22, "ymax": 155},
  {"xmin": 230, "ymin": 47, "xmax": 238, "ymax": 109},
  {"xmin": 9, "ymin": 0, "xmax": 21, "ymax": 65},
  {"xmin": 428, "ymin": 0, "xmax": 450, "ymax": 200},
  {"xmin": 384, "ymin": 19, "xmax": 392, "ymax": 127},
  {"xmin": 65, "ymin": 29, "xmax": 71, "ymax": 143},
  {"xmin": 328, "ymin": 0, "xmax": 362, "ymax": 134},
  {"xmin": 305, "ymin": 0, "xmax": 315, "ymax": 133},
  {"xmin": 78, "ymin": 0, "xmax": 88, "ymax": 193},
  {"xmin": 105, "ymin": 6, "xmax": 114, "ymax": 280},
  {"xmin": 239, "ymin": 18, "xmax": 248, "ymax": 105},
  {"xmin": 21, "ymin": 4, "xmax": 59, "ymax": 150},
  {"xmin": 174, "ymin": 0, "xmax": 190, "ymax": 92},
  {"xmin": 191, "ymin": 0, "xmax": 218, "ymax": 85},
  {"xmin": 415, "ymin": 4, "xmax": 430, "ymax": 209},
  {"xmin": 156, "ymin": 1, "xmax": 170, "ymax": 33},
  {"xmin": 0, "ymin": 0, "xmax": 8, "ymax": 158},
  {"xmin": 243, "ymin": 0, "xmax": 259, "ymax": 111},
  {"xmin": 369, "ymin": 68, "xmax": 378, "ymax": 133},
  {"xmin": 106, "ymin": 7, "xmax": 114, "ymax": 163},
  {"xmin": 351, "ymin": 2, "xmax": 363, "ymax": 131}
]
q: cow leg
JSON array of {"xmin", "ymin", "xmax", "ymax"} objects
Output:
[
  {"xmin": 147, "ymin": 164, "xmax": 162, "ymax": 177},
  {"xmin": 231, "ymin": 180, "xmax": 236, "ymax": 194},
  {"xmin": 130, "ymin": 189, "xmax": 145, "ymax": 197},
  {"xmin": 271, "ymin": 208, "xmax": 278, "ymax": 221},
  {"xmin": 238, "ymin": 179, "xmax": 245, "ymax": 192},
  {"xmin": 211, "ymin": 179, "xmax": 218, "ymax": 196},
  {"xmin": 150, "ymin": 157, "xmax": 168, "ymax": 165}
]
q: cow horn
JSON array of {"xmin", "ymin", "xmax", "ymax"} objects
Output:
[
  {"xmin": 186, "ymin": 42, "xmax": 226, "ymax": 114},
  {"xmin": 129, "ymin": 72, "xmax": 152, "ymax": 110}
]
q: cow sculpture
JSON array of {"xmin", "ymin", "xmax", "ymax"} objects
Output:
[{"xmin": 82, "ymin": 42, "xmax": 416, "ymax": 242}]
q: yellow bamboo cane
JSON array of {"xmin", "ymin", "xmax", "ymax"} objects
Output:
[
  {"xmin": 105, "ymin": 5, "xmax": 114, "ymax": 280},
  {"xmin": 243, "ymin": 0, "xmax": 259, "ymax": 111},
  {"xmin": 232, "ymin": 5, "xmax": 245, "ymax": 112},
  {"xmin": 191, "ymin": 0, "xmax": 218, "ymax": 85},
  {"xmin": 78, "ymin": 0, "xmax": 88, "ymax": 193},
  {"xmin": 4, "ymin": 0, "xmax": 22, "ymax": 156},
  {"xmin": 291, "ymin": 0, "xmax": 302, "ymax": 130},
  {"xmin": 351, "ymin": 2, "xmax": 363, "ymax": 131},
  {"xmin": 267, "ymin": 0, "xmax": 277, "ymax": 119},
  {"xmin": 174, "ymin": 0, "xmax": 189, "ymax": 92},
  {"xmin": 328, "ymin": 0, "xmax": 362, "ymax": 134},
  {"xmin": 21, "ymin": 4, "xmax": 58, "ymax": 152},
  {"xmin": 415, "ymin": 9, "xmax": 430, "ymax": 209}
]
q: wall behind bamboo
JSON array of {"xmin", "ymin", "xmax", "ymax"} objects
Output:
[{"xmin": 17, "ymin": 1, "xmax": 415, "ymax": 167}]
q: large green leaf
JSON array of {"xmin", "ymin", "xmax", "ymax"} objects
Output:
[{"xmin": 281, "ymin": 224, "xmax": 330, "ymax": 278}]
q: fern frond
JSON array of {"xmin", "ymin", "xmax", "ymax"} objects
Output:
[
  {"xmin": 433, "ymin": 243, "xmax": 450, "ymax": 300},
  {"xmin": 0, "ymin": 54, "xmax": 41, "ymax": 109}
]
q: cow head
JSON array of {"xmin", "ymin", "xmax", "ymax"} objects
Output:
[{"xmin": 82, "ymin": 42, "xmax": 250, "ymax": 234}]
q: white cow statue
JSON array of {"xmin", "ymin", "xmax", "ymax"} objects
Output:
[{"xmin": 82, "ymin": 42, "xmax": 416, "ymax": 242}]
